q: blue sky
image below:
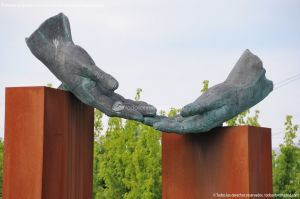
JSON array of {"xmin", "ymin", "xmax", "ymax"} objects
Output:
[{"xmin": 0, "ymin": 0, "xmax": 300, "ymax": 147}]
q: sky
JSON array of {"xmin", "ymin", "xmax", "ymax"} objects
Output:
[{"xmin": 0, "ymin": 0, "xmax": 300, "ymax": 147}]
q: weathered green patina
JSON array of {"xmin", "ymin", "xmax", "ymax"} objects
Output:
[{"xmin": 26, "ymin": 13, "xmax": 273, "ymax": 133}]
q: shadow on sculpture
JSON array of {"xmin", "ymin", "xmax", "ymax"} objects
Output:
[{"xmin": 26, "ymin": 13, "xmax": 273, "ymax": 133}]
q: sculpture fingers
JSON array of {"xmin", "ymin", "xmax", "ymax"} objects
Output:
[
  {"xmin": 152, "ymin": 117, "xmax": 185, "ymax": 133},
  {"xmin": 78, "ymin": 83, "xmax": 144, "ymax": 121},
  {"xmin": 143, "ymin": 115, "xmax": 169, "ymax": 126},
  {"xmin": 82, "ymin": 64, "xmax": 119, "ymax": 91},
  {"xmin": 125, "ymin": 99, "xmax": 157, "ymax": 116},
  {"xmin": 93, "ymin": 98, "xmax": 144, "ymax": 122},
  {"xmin": 180, "ymin": 105, "xmax": 229, "ymax": 133},
  {"xmin": 144, "ymin": 114, "xmax": 185, "ymax": 129},
  {"xmin": 110, "ymin": 101, "xmax": 145, "ymax": 122},
  {"xmin": 181, "ymin": 49, "xmax": 273, "ymax": 119},
  {"xmin": 91, "ymin": 96, "xmax": 144, "ymax": 122},
  {"xmin": 181, "ymin": 83, "xmax": 235, "ymax": 117},
  {"xmin": 154, "ymin": 105, "xmax": 230, "ymax": 133},
  {"xmin": 109, "ymin": 92, "xmax": 157, "ymax": 116},
  {"xmin": 63, "ymin": 44, "xmax": 119, "ymax": 91},
  {"xmin": 63, "ymin": 77, "xmax": 141, "ymax": 121},
  {"xmin": 89, "ymin": 90, "xmax": 145, "ymax": 121},
  {"xmin": 67, "ymin": 77, "xmax": 153, "ymax": 122}
]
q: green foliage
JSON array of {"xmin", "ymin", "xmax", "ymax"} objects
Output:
[
  {"xmin": 135, "ymin": 88, "xmax": 142, "ymax": 101},
  {"xmin": 200, "ymin": 80, "xmax": 209, "ymax": 93},
  {"xmin": 93, "ymin": 90, "xmax": 162, "ymax": 199},
  {"xmin": 226, "ymin": 109, "xmax": 260, "ymax": 127},
  {"xmin": 167, "ymin": 108, "xmax": 180, "ymax": 117},
  {"xmin": 159, "ymin": 110, "xmax": 166, "ymax": 116},
  {"xmin": 93, "ymin": 109, "xmax": 105, "ymax": 198},
  {"xmin": 272, "ymin": 150, "xmax": 276, "ymax": 176},
  {"xmin": 273, "ymin": 115, "xmax": 300, "ymax": 197},
  {"xmin": 46, "ymin": 83, "xmax": 53, "ymax": 88},
  {"xmin": 283, "ymin": 115, "xmax": 298, "ymax": 146}
]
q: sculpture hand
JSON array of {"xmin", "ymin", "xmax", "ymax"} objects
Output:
[
  {"xmin": 26, "ymin": 13, "xmax": 157, "ymax": 122},
  {"xmin": 74, "ymin": 83, "xmax": 157, "ymax": 121},
  {"xmin": 145, "ymin": 50, "xmax": 273, "ymax": 133}
]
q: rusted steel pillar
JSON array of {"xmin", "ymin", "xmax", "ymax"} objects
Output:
[
  {"xmin": 3, "ymin": 87, "xmax": 94, "ymax": 199},
  {"xmin": 162, "ymin": 126, "xmax": 272, "ymax": 199}
]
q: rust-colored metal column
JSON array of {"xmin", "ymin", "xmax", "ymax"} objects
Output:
[
  {"xmin": 162, "ymin": 126, "xmax": 272, "ymax": 199},
  {"xmin": 3, "ymin": 87, "xmax": 94, "ymax": 199}
]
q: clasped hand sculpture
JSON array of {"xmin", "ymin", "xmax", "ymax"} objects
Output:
[{"xmin": 26, "ymin": 13, "xmax": 273, "ymax": 133}]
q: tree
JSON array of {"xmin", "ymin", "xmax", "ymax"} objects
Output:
[
  {"xmin": 226, "ymin": 109, "xmax": 260, "ymax": 127},
  {"xmin": 97, "ymin": 116, "xmax": 127, "ymax": 198},
  {"xmin": 122, "ymin": 121, "xmax": 161, "ymax": 199},
  {"xmin": 273, "ymin": 115, "xmax": 299, "ymax": 197},
  {"xmin": 200, "ymin": 80, "xmax": 209, "ymax": 94},
  {"xmin": 167, "ymin": 107, "xmax": 180, "ymax": 117},
  {"xmin": 93, "ymin": 89, "xmax": 162, "ymax": 199},
  {"xmin": 93, "ymin": 109, "xmax": 105, "ymax": 198}
]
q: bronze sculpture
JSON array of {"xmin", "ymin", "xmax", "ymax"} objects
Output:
[{"xmin": 26, "ymin": 13, "xmax": 273, "ymax": 133}]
